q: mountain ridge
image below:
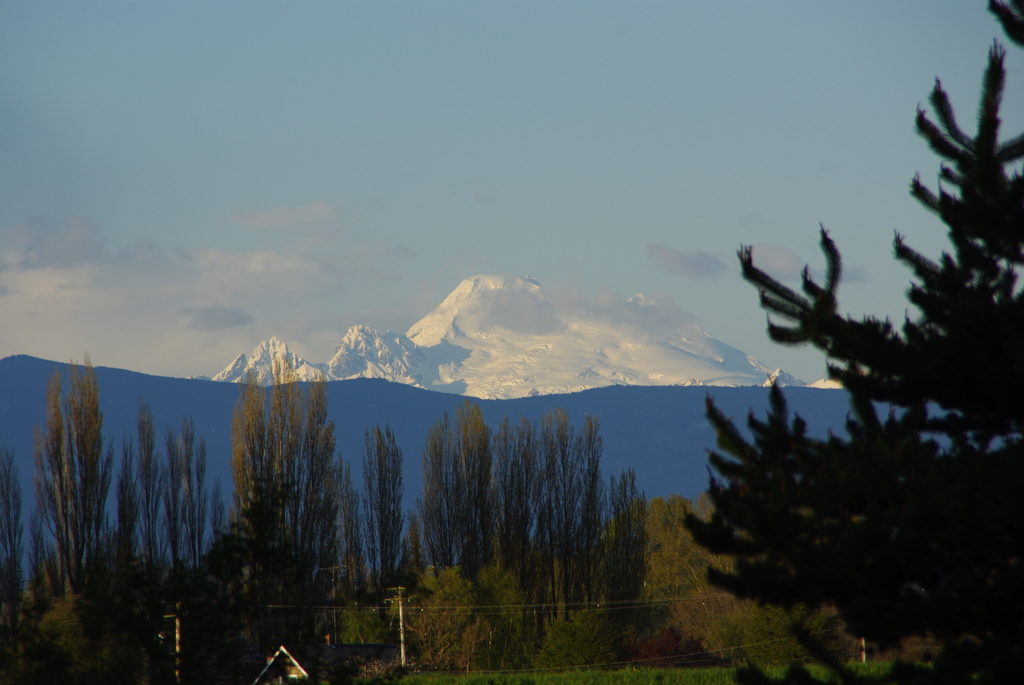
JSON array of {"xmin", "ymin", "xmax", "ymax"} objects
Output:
[
  {"xmin": 210, "ymin": 275, "xmax": 817, "ymax": 398},
  {"xmin": 0, "ymin": 353, "xmax": 852, "ymax": 515}
]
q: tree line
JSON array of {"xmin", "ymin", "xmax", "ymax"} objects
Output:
[{"xmin": 0, "ymin": 358, "xmax": 862, "ymax": 683}]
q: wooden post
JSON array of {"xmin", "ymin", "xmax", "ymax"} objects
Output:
[
  {"xmin": 318, "ymin": 566, "xmax": 341, "ymax": 645},
  {"xmin": 163, "ymin": 603, "xmax": 182, "ymax": 684},
  {"xmin": 386, "ymin": 587, "xmax": 407, "ymax": 667}
]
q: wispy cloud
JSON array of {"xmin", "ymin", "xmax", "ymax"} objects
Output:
[
  {"xmin": 184, "ymin": 303, "xmax": 254, "ymax": 331},
  {"xmin": 0, "ymin": 216, "xmax": 394, "ymax": 376},
  {"xmin": 468, "ymin": 278, "xmax": 699, "ymax": 342},
  {"xmin": 479, "ymin": 288, "xmax": 561, "ymax": 336},
  {"xmin": 646, "ymin": 243, "xmax": 727, "ymax": 280},
  {"xmin": 738, "ymin": 212, "xmax": 768, "ymax": 228},
  {"xmin": 844, "ymin": 266, "xmax": 868, "ymax": 283},
  {"xmin": 386, "ymin": 244, "xmax": 417, "ymax": 258},
  {"xmin": 230, "ymin": 201, "xmax": 337, "ymax": 229},
  {"xmin": 575, "ymin": 289, "xmax": 699, "ymax": 341},
  {"xmin": 0, "ymin": 216, "xmax": 108, "ymax": 270},
  {"xmin": 748, "ymin": 243, "xmax": 805, "ymax": 281},
  {"xmin": 747, "ymin": 244, "xmax": 868, "ymax": 284}
]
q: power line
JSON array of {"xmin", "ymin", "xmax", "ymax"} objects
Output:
[
  {"xmin": 458, "ymin": 627, "xmax": 847, "ymax": 675},
  {"xmin": 257, "ymin": 593, "xmax": 735, "ymax": 614}
]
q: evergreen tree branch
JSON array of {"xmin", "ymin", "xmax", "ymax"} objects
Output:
[{"xmin": 991, "ymin": 0, "xmax": 1024, "ymax": 48}]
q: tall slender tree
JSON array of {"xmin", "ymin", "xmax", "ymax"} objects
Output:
[
  {"xmin": 577, "ymin": 415, "xmax": 605, "ymax": 605},
  {"xmin": 420, "ymin": 412, "xmax": 459, "ymax": 569},
  {"xmin": 604, "ymin": 468, "xmax": 647, "ymax": 627},
  {"xmin": 363, "ymin": 425, "xmax": 404, "ymax": 595},
  {"xmin": 454, "ymin": 401, "xmax": 493, "ymax": 579},
  {"xmin": 163, "ymin": 424, "xmax": 186, "ymax": 568},
  {"xmin": 168, "ymin": 417, "xmax": 210, "ymax": 570},
  {"xmin": 0, "ymin": 447, "xmax": 23, "ymax": 636},
  {"xmin": 113, "ymin": 438, "xmax": 140, "ymax": 570},
  {"xmin": 338, "ymin": 459, "xmax": 365, "ymax": 596},
  {"xmin": 34, "ymin": 358, "xmax": 113, "ymax": 595},
  {"xmin": 135, "ymin": 400, "xmax": 164, "ymax": 569},
  {"xmin": 419, "ymin": 401, "xmax": 495, "ymax": 578},
  {"xmin": 494, "ymin": 415, "xmax": 539, "ymax": 593},
  {"xmin": 230, "ymin": 360, "xmax": 338, "ymax": 646},
  {"xmin": 536, "ymin": 409, "xmax": 585, "ymax": 618}
]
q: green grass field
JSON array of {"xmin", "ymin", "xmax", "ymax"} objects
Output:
[{"xmin": 400, "ymin": 663, "xmax": 895, "ymax": 685}]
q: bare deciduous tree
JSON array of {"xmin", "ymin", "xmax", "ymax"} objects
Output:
[
  {"xmin": 230, "ymin": 361, "xmax": 339, "ymax": 645},
  {"xmin": 363, "ymin": 425, "xmax": 404, "ymax": 595},
  {"xmin": 455, "ymin": 401, "xmax": 493, "ymax": 579},
  {"xmin": 494, "ymin": 415, "xmax": 539, "ymax": 592},
  {"xmin": 164, "ymin": 417, "xmax": 209, "ymax": 570},
  {"xmin": 114, "ymin": 438, "xmax": 140, "ymax": 569},
  {"xmin": 34, "ymin": 358, "xmax": 113, "ymax": 595},
  {"xmin": 604, "ymin": 468, "xmax": 647, "ymax": 625},
  {"xmin": 578, "ymin": 415, "xmax": 605, "ymax": 604},
  {"xmin": 338, "ymin": 460, "xmax": 365, "ymax": 596},
  {"xmin": 0, "ymin": 448, "xmax": 23, "ymax": 635},
  {"xmin": 420, "ymin": 412, "xmax": 458, "ymax": 569},
  {"xmin": 136, "ymin": 400, "xmax": 164, "ymax": 568}
]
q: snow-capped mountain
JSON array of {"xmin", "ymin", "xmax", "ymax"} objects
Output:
[
  {"xmin": 210, "ymin": 337, "xmax": 327, "ymax": 384},
  {"xmin": 326, "ymin": 325, "xmax": 426, "ymax": 385},
  {"xmin": 209, "ymin": 275, "xmax": 806, "ymax": 398}
]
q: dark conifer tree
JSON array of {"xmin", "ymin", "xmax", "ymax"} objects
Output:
[{"xmin": 688, "ymin": 4, "xmax": 1024, "ymax": 682}]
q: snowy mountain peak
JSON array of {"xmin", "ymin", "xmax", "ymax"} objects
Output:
[
  {"xmin": 406, "ymin": 274, "xmax": 550, "ymax": 347},
  {"xmin": 209, "ymin": 274, "xmax": 808, "ymax": 397},
  {"xmin": 627, "ymin": 293, "xmax": 655, "ymax": 307},
  {"xmin": 327, "ymin": 325, "xmax": 425, "ymax": 384},
  {"xmin": 211, "ymin": 353, "xmax": 248, "ymax": 383},
  {"xmin": 761, "ymin": 368, "xmax": 805, "ymax": 388},
  {"xmin": 210, "ymin": 337, "xmax": 325, "ymax": 384}
]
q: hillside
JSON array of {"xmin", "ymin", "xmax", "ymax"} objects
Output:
[{"xmin": 0, "ymin": 354, "xmax": 850, "ymax": 512}]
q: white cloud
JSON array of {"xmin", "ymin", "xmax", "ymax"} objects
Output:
[
  {"xmin": 746, "ymin": 244, "xmax": 868, "ymax": 285},
  {"xmin": 479, "ymin": 288, "xmax": 561, "ymax": 336},
  {"xmin": 0, "ymin": 216, "xmax": 107, "ymax": 270},
  {"xmin": 230, "ymin": 201, "xmax": 337, "ymax": 229},
  {"xmin": 748, "ymin": 243, "xmax": 805, "ymax": 281},
  {"xmin": 184, "ymin": 303, "xmax": 254, "ymax": 331},
  {"xmin": 574, "ymin": 289, "xmax": 699, "ymax": 341},
  {"xmin": 385, "ymin": 244, "xmax": 416, "ymax": 258},
  {"xmin": 646, "ymin": 242, "xmax": 727, "ymax": 280},
  {"xmin": 0, "ymin": 216, "xmax": 396, "ymax": 377},
  {"xmin": 514, "ymin": 282, "xmax": 700, "ymax": 342}
]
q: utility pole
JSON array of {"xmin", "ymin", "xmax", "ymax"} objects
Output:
[
  {"xmin": 319, "ymin": 566, "xmax": 342, "ymax": 644},
  {"xmin": 176, "ymin": 602, "xmax": 182, "ymax": 682},
  {"xmin": 385, "ymin": 587, "xmax": 407, "ymax": 667},
  {"xmin": 163, "ymin": 602, "xmax": 182, "ymax": 684}
]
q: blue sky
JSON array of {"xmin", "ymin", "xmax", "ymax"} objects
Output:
[{"xmin": 2, "ymin": 1, "xmax": 1020, "ymax": 382}]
